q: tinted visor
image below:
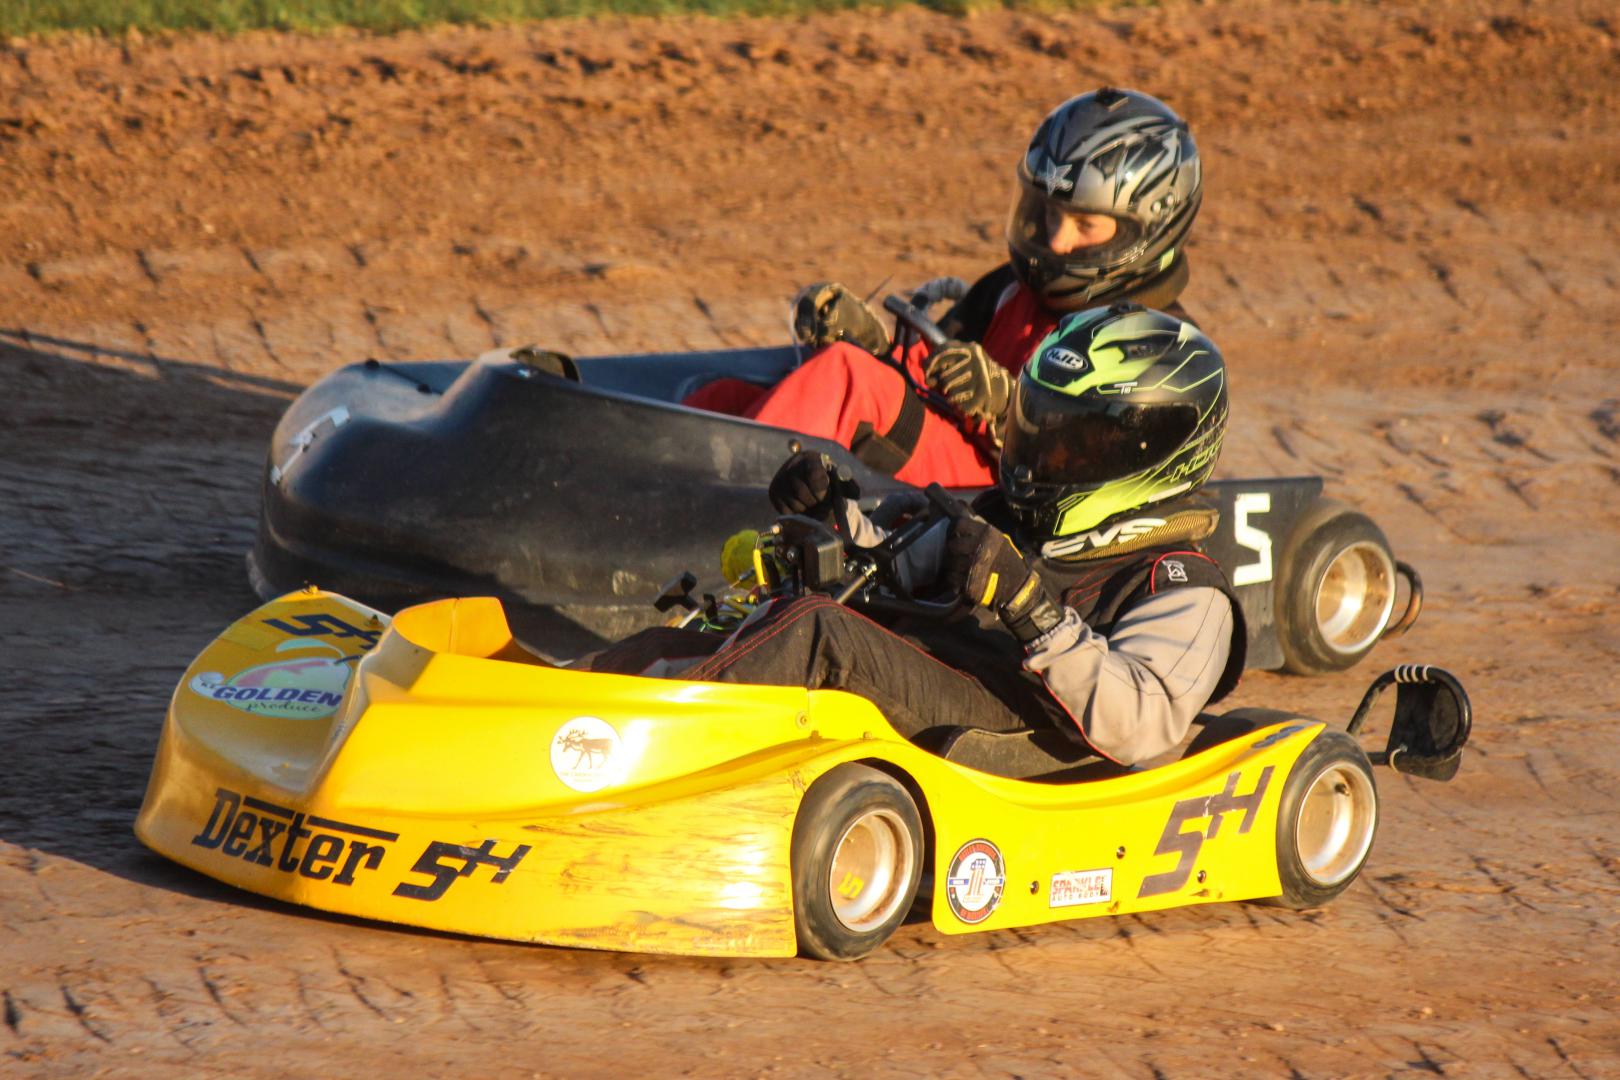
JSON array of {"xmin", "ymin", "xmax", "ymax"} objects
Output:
[
  {"xmin": 1006, "ymin": 183, "xmax": 1143, "ymax": 270},
  {"xmin": 1003, "ymin": 385, "xmax": 1199, "ymax": 486}
]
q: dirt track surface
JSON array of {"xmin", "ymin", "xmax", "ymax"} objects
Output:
[{"xmin": 4, "ymin": 0, "xmax": 1620, "ymax": 1074}]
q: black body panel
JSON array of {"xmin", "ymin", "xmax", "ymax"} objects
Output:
[{"xmin": 251, "ymin": 347, "xmax": 1328, "ymax": 661}]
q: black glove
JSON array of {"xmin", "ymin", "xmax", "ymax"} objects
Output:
[
  {"xmin": 769, "ymin": 450, "xmax": 858, "ymax": 523},
  {"xmin": 923, "ymin": 341, "xmax": 1012, "ymax": 425},
  {"xmin": 791, "ymin": 282, "xmax": 891, "ymax": 357},
  {"xmin": 944, "ymin": 517, "xmax": 1064, "ymax": 644}
]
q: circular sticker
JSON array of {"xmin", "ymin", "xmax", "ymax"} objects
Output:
[
  {"xmin": 945, "ymin": 839, "xmax": 1006, "ymax": 925},
  {"xmin": 549, "ymin": 716, "xmax": 624, "ymax": 793}
]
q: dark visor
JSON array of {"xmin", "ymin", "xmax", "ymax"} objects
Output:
[{"xmin": 1003, "ymin": 389, "xmax": 1199, "ymax": 486}]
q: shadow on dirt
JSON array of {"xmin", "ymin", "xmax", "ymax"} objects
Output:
[
  {"xmin": 0, "ymin": 327, "xmax": 302, "ymax": 892},
  {"xmin": 0, "ymin": 327, "xmax": 612, "ymax": 900},
  {"xmin": 0, "ymin": 327, "xmax": 301, "ymax": 434}
]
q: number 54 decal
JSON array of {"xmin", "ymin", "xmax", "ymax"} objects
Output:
[
  {"xmin": 393, "ymin": 838, "xmax": 532, "ymax": 901},
  {"xmin": 1137, "ymin": 767, "xmax": 1274, "ymax": 899}
]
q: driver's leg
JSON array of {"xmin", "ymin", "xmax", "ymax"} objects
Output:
[
  {"xmin": 744, "ymin": 342, "xmax": 910, "ymax": 446},
  {"xmin": 687, "ymin": 595, "xmax": 1027, "ymax": 739},
  {"xmin": 745, "ymin": 343, "xmax": 997, "ymax": 488}
]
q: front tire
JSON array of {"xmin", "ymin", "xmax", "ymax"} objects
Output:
[
  {"xmin": 1267, "ymin": 730, "xmax": 1379, "ymax": 909},
  {"xmin": 1276, "ymin": 499, "xmax": 1399, "ymax": 675},
  {"xmin": 791, "ymin": 764, "xmax": 924, "ymax": 961}
]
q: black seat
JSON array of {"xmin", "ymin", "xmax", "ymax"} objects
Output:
[{"xmin": 935, "ymin": 707, "xmax": 1312, "ymax": 782}]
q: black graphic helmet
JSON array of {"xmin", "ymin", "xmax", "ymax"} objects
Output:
[
  {"xmin": 1000, "ymin": 305, "xmax": 1227, "ymax": 548},
  {"xmin": 1007, "ymin": 88, "xmax": 1202, "ymax": 311}
]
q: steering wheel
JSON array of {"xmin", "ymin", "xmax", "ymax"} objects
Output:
[
  {"xmin": 882, "ymin": 294, "xmax": 950, "ymax": 353},
  {"xmin": 839, "ymin": 483, "xmax": 973, "ymax": 620}
]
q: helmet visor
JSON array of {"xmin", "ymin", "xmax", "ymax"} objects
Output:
[
  {"xmin": 1006, "ymin": 182, "xmax": 1143, "ymax": 270},
  {"xmin": 1004, "ymin": 385, "xmax": 1200, "ymax": 486}
]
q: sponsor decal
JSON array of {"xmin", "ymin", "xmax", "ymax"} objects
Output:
[
  {"xmin": 1039, "ymin": 345, "xmax": 1091, "ymax": 378},
  {"xmin": 1164, "ymin": 559, "xmax": 1189, "ymax": 584},
  {"xmin": 1042, "ymin": 517, "xmax": 1167, "ymax": 559},
  {"xmin": 1137, "ymin": 768, "xmax": 1275, "ymax": 899},
  {"xmin": 271, "ymin": 405, "xmax": 350, "ymax": 485},
  {"xmin": 1050, "ymin": 868, "xmax": 1113, "ymax": 909},
  {"xmin": 550, "ymin": 716, "xmax": 625, "ymax": 793},
  {"xmin": 192, "ymin": 787, "xmax": 399, "ymax": 887},
  {"xmin": 189, "ymin": 639, "xmax": 358, "ymax": 720},
  {"xmin": 191, "ymin": 787, "xmax": 530, "ymax": 901},
  {"xmin": 945, "ymin": 839, "xmax": 1006, "ymax": 925}
]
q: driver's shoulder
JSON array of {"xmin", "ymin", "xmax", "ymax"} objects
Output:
[{"xmin": 939, "ymin": 263, "xmax": 1019, "ymax": 342}]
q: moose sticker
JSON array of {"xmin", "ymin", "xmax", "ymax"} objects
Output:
[
  {"xmin": 549, "ymin": 716, "xmax": 625, "ymax": 793},
  {"xmin": 189, "ymin": 639, "xmax": 359, "ymax": 721}
]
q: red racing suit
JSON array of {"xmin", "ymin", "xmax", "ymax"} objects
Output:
[{"xmin": 684, "ymin": 257, "xmax": 1192, "ymax": 488}]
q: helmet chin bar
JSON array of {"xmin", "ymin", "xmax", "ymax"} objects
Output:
[{"xmin": 1009, "ymin": 245, "xmax": 1167, "ymax": 312}]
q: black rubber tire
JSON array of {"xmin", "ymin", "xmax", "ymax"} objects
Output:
[
  {"xmin": 1265, "ymin": 730, "xmax": 1379, "ymax": 909},
  {"xmin": 791, "ymin": 764, "xmax": 924, "ymax": 961},
  {"xmin": 1275, "ymin": 498, "xmax": 1398, "ymax": 676}
]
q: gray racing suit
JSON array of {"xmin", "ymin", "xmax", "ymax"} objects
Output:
[
  {"xmin": 586, "ymin": 492, "xmax": 1244, "ymax": 765},
  {"xmin": 844, "ymin": 493, "xmax": 1243, "ymax": 764}
]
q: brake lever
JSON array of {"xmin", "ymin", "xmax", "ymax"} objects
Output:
[{"xmin": 829, "ymin": 462, "xmax": 861, "ymax": 541}]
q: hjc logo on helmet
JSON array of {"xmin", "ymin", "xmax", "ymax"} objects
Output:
[{"xmin": 1040, "ymin": 346, "xmax": 1091, "ymax": 376}]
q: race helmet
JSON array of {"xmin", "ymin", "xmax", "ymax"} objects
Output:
[
  {"xmin": 1007, "ymin": 88, "xmax": 1202, "ymax": 311},
  {"xmin": 1000, "ymin": 305, "xmax": 1227, "ymax": 548}
]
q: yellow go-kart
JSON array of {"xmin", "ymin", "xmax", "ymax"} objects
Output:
[{"xmin": 136, "ymin": 500, "xmax": 1470, "ymax": 961}]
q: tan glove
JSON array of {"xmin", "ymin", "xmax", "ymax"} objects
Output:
[
  {"xmin": 924, "ymin": 341, "xmax": 1013, "ymax": 425},
  {"xmin": 791, "ymin": 282, "xmax": 891, "ymax": 357}
]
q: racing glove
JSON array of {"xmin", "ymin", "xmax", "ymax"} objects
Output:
[
  {"xmin": 923, "ymin": 342, "xmax": 1013, "ymax": 426},
  {"xmin": 944, "ymin": 517, "xmax": 1064, "ymax": 645},
  {"xmin": 791, "ymin": 282, "xmax": 891, "ymax": 357},
  {"xmin": 769, "ymin": 450, "xmax": 859, "ymax": 524}
]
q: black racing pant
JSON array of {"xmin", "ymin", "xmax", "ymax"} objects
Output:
[{"xmin": 586, "ymin": 596, "xmax": 1071, "ymax": 741}]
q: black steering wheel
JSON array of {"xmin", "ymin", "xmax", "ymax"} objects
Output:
[
  {"xmin": 837, "ymin": 483, "xmax": 973, "ymax": 621},
  {"xmin": 882, "ymin": 294, "xmax": 950, "ymax": 353}
]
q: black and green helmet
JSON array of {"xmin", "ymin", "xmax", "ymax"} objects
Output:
[{"xmin": 1000, "ymin": 305, "xmax": 1228, "ymax": 548}]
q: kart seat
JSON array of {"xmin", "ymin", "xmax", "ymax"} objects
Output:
[
  {"xmin": 934, "ymin": 726, "xmax": 1124, "ymax": 783},
  {"xmin": 934, "ymin": 707, "xmax": 1306, "ymax": 782}
]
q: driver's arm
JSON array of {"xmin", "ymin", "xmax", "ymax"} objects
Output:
[
  {"xmin": 841, "ymin": 497, "xmax": 950, "ymax": 595},
  {"xmin": 1023, "ymin": 588, "xmax": 1235, "ymax": 765}
]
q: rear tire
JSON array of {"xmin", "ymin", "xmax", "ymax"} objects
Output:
[
  {"xmin": 1276, "ymin": 499, "xmax": 1398, "ymax": 675},
  {"xmin": 791, "ymin": 764, "xmax": 923, "ymax": 961},
  {"xmin": 1267, "ymin": 730, "xmax": 1379, "ymax": 909}
]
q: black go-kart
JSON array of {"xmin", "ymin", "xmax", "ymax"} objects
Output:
[{"xmin": 248, "ymin": 293, "xmax": 1421, "ymax": 671}]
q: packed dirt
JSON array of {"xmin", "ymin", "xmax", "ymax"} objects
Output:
[{"xmin": 4, "ymin": 0, "xmax": 1620, "ymax": 1074}]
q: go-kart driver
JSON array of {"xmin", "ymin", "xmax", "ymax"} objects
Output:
[
  {"xmin": 591, "ymin": 305, "xmax": 1243, "ymax": 766},
  {"xmin": 686, "ymin": 87, "xmax": 1203, "ymax": 492}
]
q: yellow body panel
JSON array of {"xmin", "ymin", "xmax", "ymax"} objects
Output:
[{"xmin": 137, "ymin": 590, "xmax": 1323, "ymax": 957}]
